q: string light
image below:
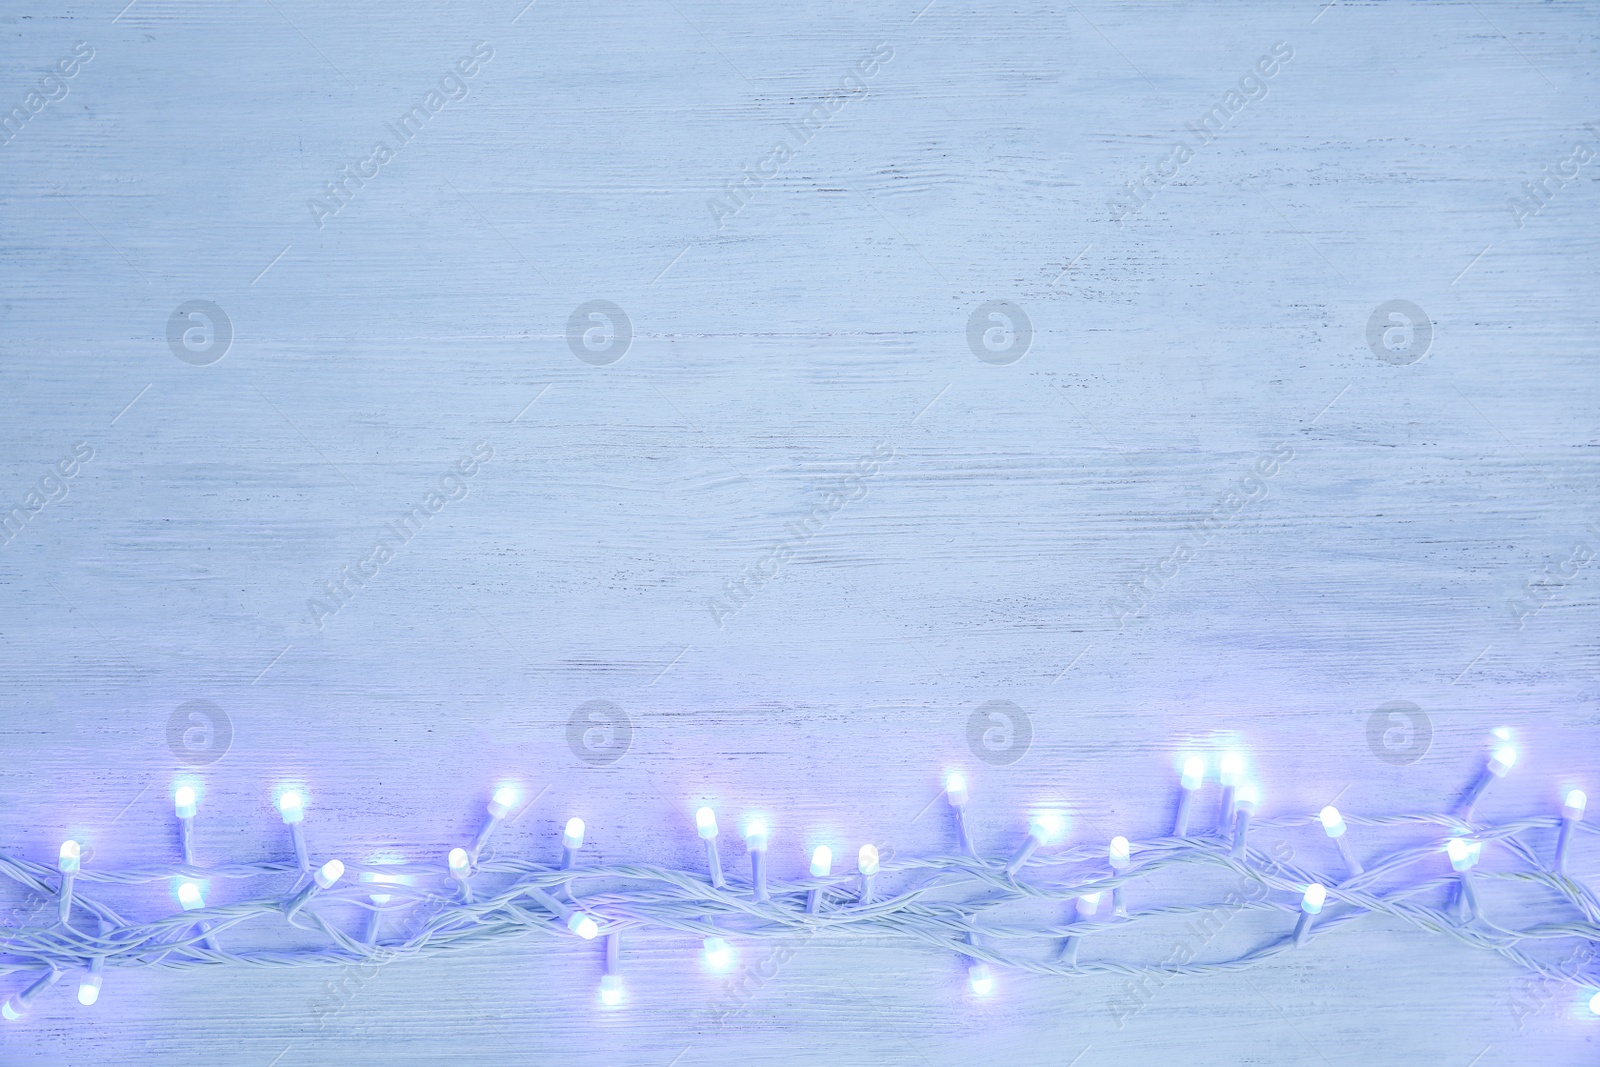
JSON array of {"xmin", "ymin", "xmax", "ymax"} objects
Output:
[
  {"xmin": 1175, "ymin": 756, "xmax": 1204, "ymax": 837},
  {"xmin": 858, "ymin": 844, "xmax": 879, "ymax": 905},
  {"xmin": 276, "ymin": 787, "xmax": 309, "ymax": 875},
  {"xmin": 946, "ymin": 772, "xmax": 975, "ymax": 856},
  {"xmin": 744, "ymin": 817, "xmax": 769, "ymax": 903},
  {"xmin": 696, "ymin": 807, "xmax": 724, "ymax": 890},
  {"xmin": 1319, "ymin": 805, "xmax": 1363, "ymax": 879},
  {"xmin": 56, "ymin": 840, "xmax": 79, "ymax": 925},
  {"xmin": 807, "ymin": 846, "xmax": 831, "ymax": 915},
  {"xmin": 284, "ymin": 859, "xmax": 345, "ymax": 920},
  {"xmin": 1108, "ymin": 836, "xmax": 1131, "ymax": 917},
  {"xmin": 471, "ymin": 785, "xmax": 518, "ymax": 862},
  {"xmin": 1, "ymin": 743, "xmax": 1596, "ymax": 1035},
  {"xmin": 1556, "ymin": 790, "xmax": 1585, "ymax": 874},
  {"xmin": 1458, "ymin": 732, "xmax": 1517, "ymax": 817},
  {"xmin": 360, "ymin": 859, "xmax": 413, "ymax": 945},
  {"xmin": 562, "ymin": 818, "xmax": 585, "ymax": 871},
  {"xmin": 1293, "ymin": 883, "xmax": 1326, "ymax": 946},
  {"xmin": 1218, "ymin": 751, "xmax": 1246, "ymax": 830},
  {"xmin": 1230, "ymin": 784, "xmax": 1259, "ymax": 859},
  {"xmin": 1006, "ymin": 811, "xmax": 1067, "ymax": 876},
  {"xmin": 174, "ymin": 781, "xmax": 199, "ymax": 866}
]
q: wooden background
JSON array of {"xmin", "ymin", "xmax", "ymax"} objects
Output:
[{"xmin": 1, "ymin": 0, "xmax": 1597, "ymax": 1063}]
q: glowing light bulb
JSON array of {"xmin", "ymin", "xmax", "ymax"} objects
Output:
[
  {"xmin": 1319, "ymin": 806, "xmax": 1346, "ymax": 837},
  {"xmin": 1029, "ymin": 811, "xmax": 1067, "ymax": 844},
  {"xmin": 598, "ymin": 974, "xmax": 624, "ymax": 1006},
  {"xmin": 177, "ymin": 880, "xmax": 204, "ymax": 910},
  {"xmin": 696, "ymin": 807, "xmax": 718, "ymax": 839},
  {"xmin": 1180, "ymin": 756, "xmax": 1205, "ymax": 791},
  {"xmin": 811, "ymin": 846, "xmax": 833, "ymax": 877},
  {"xmin": 968, "ymin": 962, "xmax": 995, "ymax": 996},
  {"xmin": 1109, "ymin": 836, "xmax": 1130, "ymax": 868},
  {"xmin": 277, "ymin": 789, "xmax": 305, "ymax": 824},
  {"xmin": 702, "ymin": 936, "xmax": 735, "ymax": 972},
  {"xmin": 1565, "ymin": 790, "xmax": 1587, "ymax": 821},
  {"xmin": 174, "ymin": 784, "xmax": 198, "ymax": 820},
  {"xmin": 449, "ymin": 847, "xmax": 470, "ymax": 877},
  {"xmin": 858, "ymin": 844, "xmax": 880, "ymax": 876},
  {"xmin": 77, "ymin": 974, "xmax": 101, "ymax": 1006},
  {"xmin": 946, "ymin": 772, "xmax": 969, "ymax": 807},
  {"xmin": 744, "ymin": 817, "xmax": 768, "ymax": 850},
  {"xmin": 1446, "ymin": 837, "xmax": 1481, "ymax": 871},
  {"xmin": 488, "ymin": 786, "xmax": 518, "ymax": 819},
  {"xmin": 1235, "ymin": 784, "xmax": 1259, "ymax": 813},
  {"xmin": 1301, "ymin": 883, "xmax": 1326, "ymax": 914},
  {"xmin": 314, "ymin": 859, "xmax": 345, "ymax": 890},
  {"xmin": 1076, "ymin": 891, "xmax": 1102, "ymax": 917},
  {"xmin": 1590, "ymin": 990, "xmax": 1600, "ymax": 1016},
  {"xmin": 1219, "ymin": 752, "xmax": 1245, "ymax": 787},
  {"xmin": 58, "ymin": 840, "xmax": 81, "ymax": 874},
  {"xmin": 564, "ymin": 818, "xmax": 585, "ymax": 850},
  {"xmin": 568, "ymin": 913, "xmax": 600, "ymax": 940},
  {"xmin": 1, "ymin": 998, "xmax": 20, "ymax": 1021},
  {"xmin": 1488, "ymin": 744, "xmax": 1517, "ymax": 777}
]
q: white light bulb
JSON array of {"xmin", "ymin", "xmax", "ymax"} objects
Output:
[
  {"xmin": 277, "ymin": 789, "xmax": 305, "ymax": 825},
  {"xmin": 1, "ymin": 997, "xmax": 21, "ymax": 1021},
  {"xmin": 744, "ymin": 817, "xmax": 768, "ymax": 850},
  {"xmin": 314, "ymin": 859, "xmax": 345, "ymax": 890},
  {"xmin": 1489, "ymin": 743, "xmax": 1517, "ymax": 777},
  {"xmin": 177, "ymin": 880, "xmax": 204, "ymax": 910},
  {"xmin": 448, "ymin": 847, "xmax": 470, "ymax": 876},
  {"xmin": 174, "ymin": 784, "xmax": 198, "ymax": 819},
  {"xmin": 1590, "ymin": 990, "xmax": 1600, "ymax": 1016},
  {"xmin": 1219, "ymin": 752, "xmax": 1245, "ymax": 787},
  {"xmin": 1446, "ymin": 837, "xmax": 1480, "ymax": 871},
  {"xmin": 568, "ymin": 913, "xmax": 600, "ymax": 940},
  {"xmin": 946, "ymin": 772, "xmax": 969, "ymax": 807},
  {"xmin": 858, "ymin": 844, "xmax": 880, "ymax": 876},
  {"xmin": 1565, "ymin": 790, "xmax": 1588, "ymax": 821},
  {"xmin": 696, "ymin": 807, "xmax": 718, "ymax": 839},
  {"xmin": 702, "ymin": 936, "xmax": 735, "ymax": 972},
  {"xmin": 77, "ymin": 975, "xmax": 101, "ymax": 1006},
  {"xmin": 1076, "ymin": 891, "xmax": 1102, "ymax": 917},
  {"xmin": 810, "ymin": 845, "xmax": 833, "ymax": 877},
  {"xmin": 488, "ymin": 786, "xmax": 518, "ymax": 819},
  {"xmin": 1319, "ymin": 806, "xmax": 1346, "ymax": 838},
  {"xmin": 1180, "ymin": 756, "xmax": 1205, "ymax": 790},
  {"xmin": 1029, "ymin": 812, "xmax": 1067, "ymax": 844},
  {"xmin": 58, "ymin": 840, "xmax": 81, "ymax": 873},
  {"xmin": 1234, "ymin": 784, "xmax": 1260, "ymax": 813},
  {"xmin": 1301, "ymin": 883, "xmax": 1326, "ymax": 914},
  {"xmin": 968, "ymin": 962, "xmax": 995, "ymax": 996},
  {"xmin": 1109, "ymin": 836, "xmax": 1130, "ymax": 869},
  {"xmin": 564, "ymin": 818, "xmax": 585, "ymax": 850},
  {"xmin": 598, "ymin": 974, "xmax": 624, "ymax": 1006}
]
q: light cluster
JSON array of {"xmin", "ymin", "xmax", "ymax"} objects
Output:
[{"xmin": 0, "ymin": 729, "xmax": 1596, "ymax": 1030}]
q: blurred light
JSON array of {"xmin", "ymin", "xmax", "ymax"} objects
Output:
[
  {"xmin": 599, "ymin": 974, "xmax": 624, "ymax": 1007},
  {"xmin": 564, "ymin": 818, "xmax": 585, "ymax": 850},
  {"xmin": 744, "ymin": 817, "xmax": 768, "ymax": 851},
  {"xmin": 488, "ymin": 786, "xmax": 518, "ymax": 819},
  {"xmin": 968, "ymin": 962, "xmax": 995, "ymax": 996},
  {"xmin": 1446, "ymin": 837, "xmax": 1482, "ymax": 871},
  {"xmin": 1219, "ymin": 752, "xmax": 1246, "ymax": 787},
  {"xmin": 77, "ymin": 975, "xmax": 101, "ymax": 1006},
  {"xmin": 1029, "ymin": 811, "xmax": 1067, "ymax": 844},
  {"xmin": 1109, "ymin": 836, "xmax": 1130, "ymax": 869},
  {"xmin": 177, "ymin": 881, "xmax": 205, "ymax": 910},
  {"xmin": 277, "ymin": 789, "xmax": 305, "ymax": 825},
  {"xmin": 448, "ymin": 847, "xmax": 470, "ymax": 876},
  {"xmin": 1234, "ymin": 784, "xmax": 1260, "ymax": 812},
  {"xmin": 702, "ymin": 936, "xmax": 735, "ymax": 972},
  {"xmin": 696, "ymin": 807, "xmax": 718, "ymax": 839},
  {"xmin": 945, "ymin": 772, "xmax": 969, "ymax": 807},
  {"xmin": 1180, "ymin": 756, "xmax": 1205, "ymax": 791},
  {"xmin": 568, "ymin": 913, "xmax": 600, "ymax": 940}
]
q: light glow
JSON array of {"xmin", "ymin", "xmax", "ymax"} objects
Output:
[
  {"xmin": 702, "ymin": 936, "xmax": 735, "ymax": 972},
  {"xmin": 1319, "ymin": 806, "xmax": 1346, "ymax": 838},
  {"xmin": 564, "ymin": 818, "xmax": 585, "ymax": 850},
  {"xmin": 598, "ymin": 973, "xmax": 624, "ymax": 1006},
  {"xmin": 1, "ymin": 998, "xmax": 20, "ymax": 1021},
  {"xmin": 696, "ymin": 807, "xmax": 718, "ymax": 839},
  {"xmin": 1219, "ymin": 752, "xmax": 1246, "ymax": 787},
  {"xmin": 858, "ymin": 844, "xmax": 880, "ymax": 876},
  {"xmin": 744, "ymin": 817, "xmax": 768, "ymax": 850},
  {"xmin": 968, "ymin": 962, "xmax": 994, "ymax": 996},
  {"xmin": 568, "ymin": 913, "xmax": 600, "ymax": 940},
  {"xmin": 1489, "ymin": 743, "xmax": 1518, "ymax": 777},
  {"xmin": 1180, "ymin": 756, "xmax": 1205, "ymax": 791},
  {"xmin": 810, "ymin": 845, "xmax": 833, "ymax": 877},
  {"xmin": 1029, "ymin": 811, "xmax": 1067, "ymax": 844},
  {"xmin": 1234, "ymin": 784, "xmax": 1260, "ymax": 812},
  {"xmin": 77, "ymin": 975, "xmax": 101, "ymax": 1006},
  {"xmin": 314, "ymin": 859, "xmax": 345, "ymax": 890},
  {"xmin": 277, "ymin": 789, "xmax": 305, "ymax": 824},
  {"xmin": 174, "ymin": 784, "xmax": 198, "ymax": 819},
  {"xmin": 177, "ymin": 880, "xmax": 204, "ymax": 910},
  {"xmin": 448, "ymin": 847, "xmax": 470, "ymax": 876},
  {"xmin": 1565, "ymin": 790, "xmax": 1587, "ymax": 821},
  {"xmin": 1301, "ymin": 883, "xmax": 1326, "ymax": 914},
  {"xmin": 946, "ymin": 772, "xmax": 969, "ymax": 807},
  {"xmin": 1109, "ymin": 836, "xmax": 1130, "ymax": 869},
  {"xmin": 1446, "ymin": 837, "xmax": 1482, "ymax": 871},
  {"xmin": 58, "ymin": 840, "xmax": 81, "ymax": 873},
  {"xmin": 488, "ymin": 785, "xmax": 518, "ymax": 819}
]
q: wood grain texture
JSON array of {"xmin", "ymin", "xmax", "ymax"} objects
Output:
[{"xmin": 1, "ymin": 0, "xmax": 1597, "ymax": 1063}]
